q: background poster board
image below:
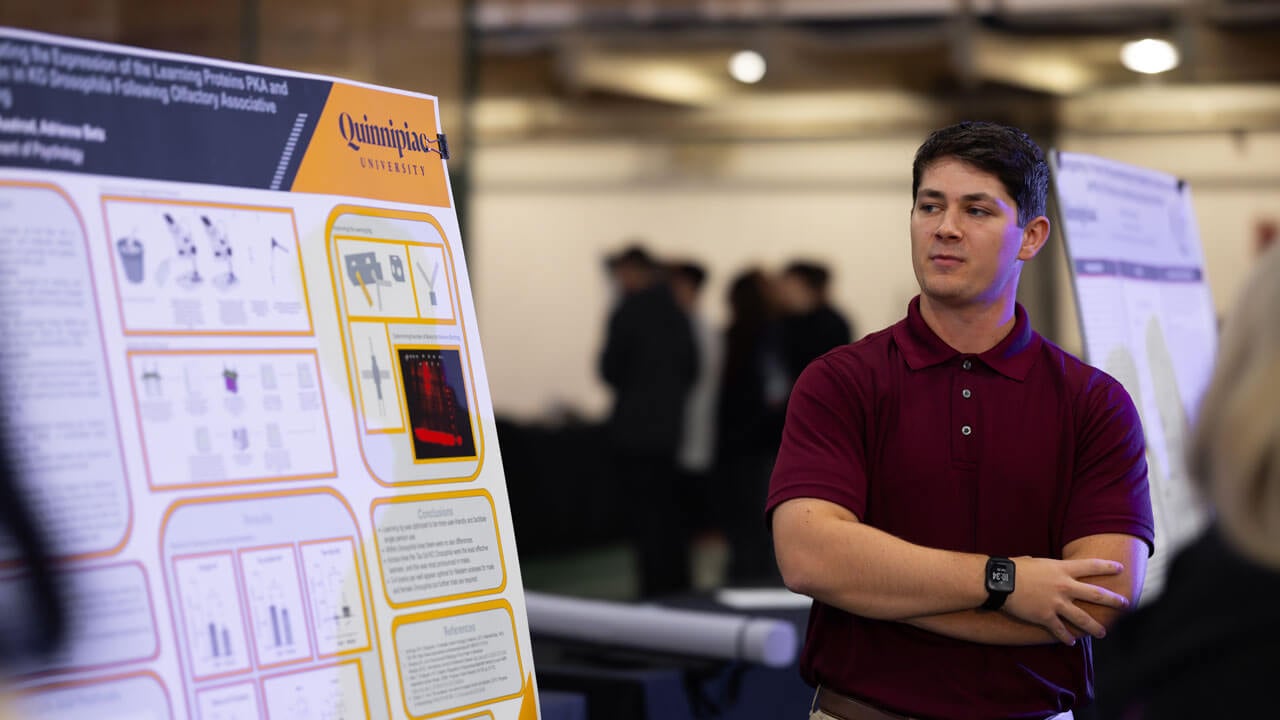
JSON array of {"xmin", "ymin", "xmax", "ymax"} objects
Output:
[
  {"xmin": 1051, "ymin": 150, "xmax": 1216, "ymax": 599},
  {"xmin": 0, "ymin": 27, "xmax": 540, "ymax": 719}
]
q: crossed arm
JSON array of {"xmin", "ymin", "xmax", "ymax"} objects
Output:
[{"xmin": 771, "ymin": 497, "xmax": 1148, "ymax": 646}]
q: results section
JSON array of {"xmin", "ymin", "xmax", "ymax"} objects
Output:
[{"xmin": 160, "ymin": 489, "xmax": 384, "ymax": 720}]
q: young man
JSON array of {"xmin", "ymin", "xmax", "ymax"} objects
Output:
[
  {"xmin": 600, "ymin": 244, "xmax": 699, "ymax": 597},
  {"xmin": 768, "ymin": 122, "xmax": 1154, "ymax": 720}
]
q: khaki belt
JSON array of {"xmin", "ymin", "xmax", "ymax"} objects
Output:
[{"xmin": 815, "ymin": 687, "xmax": 917, "ymax": 720}]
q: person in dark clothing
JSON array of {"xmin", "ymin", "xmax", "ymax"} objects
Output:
[
  {"xmin": 1096, "ymin": 245, "xmax": 1280, "ymax": 720},
  {"xmin": 714, "ymin": 269, "xmax": 788, "ymax": 585},
  {"xmin": 776, "ymin": 261, "xmax": 853, "ymax": 381},
  {"xmin": 599, "ymin": 243, "xmax": 699, "ymax": 598},
  {"xmin": 668, "ymin": 261, "xmax": 721, "ymax": 546},
  {"xmin": 0, "ymin": 420, "xmax": 67, "ymax": 672}
]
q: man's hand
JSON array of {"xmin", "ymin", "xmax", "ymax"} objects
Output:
[{"xmin": 1000, "ymin": 556, "xmax": 1129, "ymax": 645}]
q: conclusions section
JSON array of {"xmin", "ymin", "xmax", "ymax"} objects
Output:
[{"xmin": 371, "ymin": 492, "xmax": 506, "ymax": 608}]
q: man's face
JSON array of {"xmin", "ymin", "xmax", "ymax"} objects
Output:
[
  {"xmin": 776, "ymin": 272, "xmax": 815, "ymax": 314},
  {"xmin": 609, "ymin": 263, "xmax": 646, "ymax": 295},
  {"xmin": 910, "ymin": 157, "xmax": 1032, "ymax": 309}
]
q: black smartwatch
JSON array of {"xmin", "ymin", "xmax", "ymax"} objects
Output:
[{"xmin": 981, "ymin": 556, "xmax": 1016, "ymax": 611}]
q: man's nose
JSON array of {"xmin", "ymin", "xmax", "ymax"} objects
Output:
[{"xmin": 934, "ymin": 208, "xmax": 962, "ymax": 240}]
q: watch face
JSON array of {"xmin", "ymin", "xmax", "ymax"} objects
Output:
[{"xmin": 987, "ymin": 559, "xmax": 1015, "ymax": 593}]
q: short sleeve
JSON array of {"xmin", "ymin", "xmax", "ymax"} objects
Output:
[
  {"xmin": 1062, "ymin": 376, "xmax": 1156, "ymax": 555},
  {"xmin": 766, "ymin": 355, "xmax": 870, "ymax": 522}
]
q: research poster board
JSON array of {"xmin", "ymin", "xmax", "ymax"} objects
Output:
[
  {"xmin": 0, "ymin": 27, "xmax": 540, "ymax": 720},
  {"xmin": 1051, "ymin": 150, "xmax": 1215, "ymax": 599}
]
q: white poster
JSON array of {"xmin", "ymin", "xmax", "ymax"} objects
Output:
[
  {"xmin": 0, "ymin": 27, "xmax": 540, "ymax": 720},
  {"xmin": 1052, "ymin": 150, "xmax": 1215, "ymax": 599}
]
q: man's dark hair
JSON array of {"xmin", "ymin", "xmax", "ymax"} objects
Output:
[
  {"xmin": 669, "ymin": 261, "xmax": 707, "ymax": 291},
  {"xmin": 783, "ymin": 260, "xmax": 831, "ymax": 294},
  {"xmin": 911, "ymin": 121, "xmax": 1049, "ymax": 227},
  {"xmin": 605, "ymin": 242, "xmax": 657, "ymax": 271}
]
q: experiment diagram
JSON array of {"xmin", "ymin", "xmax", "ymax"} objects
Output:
[
  {"xmin": 103, "ymin": 197, "xmax": 312, "ymax": 335},
  {"xmin": 127, "ymin": 350, "xmax": 338, "ymax": 489},
  {"xmin": 328, "ymin": 208, "xmax": 482, "ymax": 485}
]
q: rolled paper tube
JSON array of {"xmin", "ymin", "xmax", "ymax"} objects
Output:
[{"xmin": 524, "ymin": 591, "xmax": 798, "ymax": 669}]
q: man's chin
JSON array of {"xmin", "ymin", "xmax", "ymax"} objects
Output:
[{"xmin": 921, "ymin": 283, "xmax": 970, "ymax": 306}]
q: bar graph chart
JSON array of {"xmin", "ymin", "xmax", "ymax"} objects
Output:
[{"xmin": 240, "ymin": 544, "xmax": 312, "ymax": 666}]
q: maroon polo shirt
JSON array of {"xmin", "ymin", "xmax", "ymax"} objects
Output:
[{"xmin": 767, "ymin": 297, "xmax": 1154, "ymax": 720}]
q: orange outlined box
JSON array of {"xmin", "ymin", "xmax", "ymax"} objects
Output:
[
  {"xmin": 159, "ymin": 488, "xmax": 388, "ymax": 716},
  {"xmin": 326, "ymin": 205, "xmax": 488, "ymax": 488},
  {"xmin": 333, "ymin": 236, "xmax": 459, "ymax": 326},
  {"xmin": 100, "ymin": 195, "xmax": 314, "ymax": 336},
  {"xmin": 126, "ymin": 349, "xmax": 338, "ymax": 490},
  {"xmin": 171, "ymin": 550, "xmax": 254, "ymax": 682},
  {"xmin": 260, "ymin": 658, "xmax": 370, "ymax": 720},
  {"xmin": 19, "ymin": 670, "xmax": 174, "ymax": 719},
  {"xmin": 299, "ymin": 537, "xmax": 373, "ymax": 659},
  {"xmin": 235, "ymin": 543, "xmax": 315, "ymax": 670},
  {"xmin": 195, "ymin": 680, "xmax": 261, "ymax": 720},
  {"xmin": 369, "ymin": 490, "xmax": 508, "ymax": 609},
  {"xmin": 391, "ymin": 599, "xmax": 525, "ymax": 719},
  {"xmin": 19, "ymin": 561, "xmax": 161, "ymax": 679},
  {"xmin": 335, "ymin": 236, "xmax": 458, "ymax": 326},
  {"xmin": 0, "ymin": 180, "xmax": 133, "ymax": 563},
  {"xmin": 349, "ymin": 321, "xmax": 407, "ymax": 435}
]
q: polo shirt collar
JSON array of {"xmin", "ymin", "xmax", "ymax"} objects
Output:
[{"xmin": 893, "ymin": 296, "xmax": 1042, "ymax": 381}]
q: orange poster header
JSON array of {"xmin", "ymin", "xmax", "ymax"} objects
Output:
[{"xmin": 292, "ymin": 83, "xmax": 452, "ymax": 208}]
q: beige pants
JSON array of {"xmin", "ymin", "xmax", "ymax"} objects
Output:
[
  {"xmin": 806, "ymin": 689, "xmax": 1074, "ymax": 720},
  {"xmin": 811, "ymin": 711, "xmax": 1073, "ymax": 720}
]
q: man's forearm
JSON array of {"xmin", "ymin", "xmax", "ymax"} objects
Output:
[
  {"xmin": 773, "ymin": 500, "xmax": 990, "ymax": 620},
  {"xmin": 902, "ymin": 610, "xmax": 1077, "ymax": 646},
  {"xmin": 774, "ymin": 499, "xmax": 1133, "ymax": 640}
]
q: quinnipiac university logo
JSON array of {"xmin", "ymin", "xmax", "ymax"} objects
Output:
[{"xmin": 337, "ymin": 112, "xmax": 445, "ymax": 177}]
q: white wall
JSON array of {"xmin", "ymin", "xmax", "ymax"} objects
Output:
[{"xmin": 470, "ymin": 131, "xmax": 1280, "ymax": 419}]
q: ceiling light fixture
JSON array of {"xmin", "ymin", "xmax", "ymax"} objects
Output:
[
  {"xmin": 1120, "ymin": 38, "xmax": 1180, "ymax": 75},
  {"xmin": 729, "ymin": 50, "xmax": 766, "ymax": 84}
]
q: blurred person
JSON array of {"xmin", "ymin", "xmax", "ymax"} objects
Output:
[
  {"xmin": 600, "ymin": 244, "xmax": 699, "ymax": 597},
  {"xmin": 769, "ymin": 122, "xmax": 1153, "ymax": 720},
  {"xmin": 715, "ymin": 268, "xmax": 788, "ymax": 585},
  {"xmin": 0, "ymin": 421, "xmax": 67, "ymax": 709},
  {"xmin": 777, "ymin": 260, "xmax": 854, "ymax": 381},
  {"xmin": 669, "ymin": 261, "xmax": 724, "ymax": 580},
  {"xmin": 1096, "ymin": 245, "xmax": 1280, "ymax": 720}
]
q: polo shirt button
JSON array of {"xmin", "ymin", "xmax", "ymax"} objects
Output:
[
  {"xmin": 961, "ymin": 425, "xmax": 972, "ymax": 436},
  {"xmin": 962, "ymin": 388, "xmax": 972, "ymax": 399},
  {"xmin": 962, "ymin": 359, "xmax": 973, "ymax": 370}
]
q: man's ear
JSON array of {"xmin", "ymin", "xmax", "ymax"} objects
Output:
[{"xmin": 1018, "ymin": 216, "xmax": 1051, "ymax": 261}]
